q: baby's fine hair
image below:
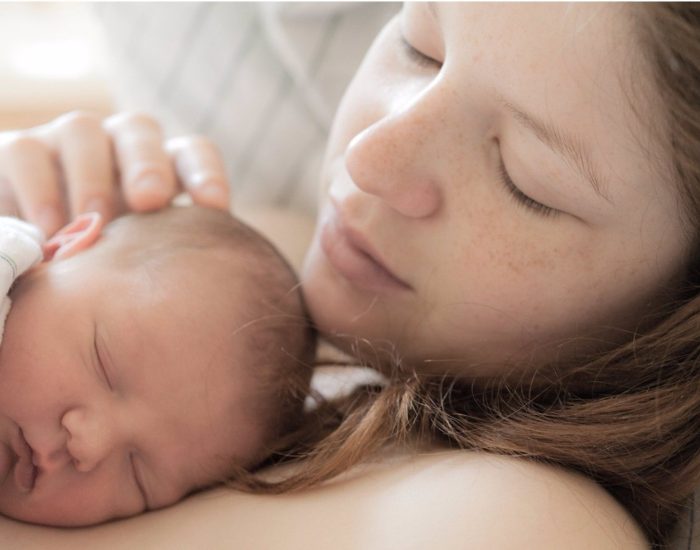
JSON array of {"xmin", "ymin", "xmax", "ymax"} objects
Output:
[{"xmin": 103, "ymin": 206, "xmax": 315, "ymax": 466}]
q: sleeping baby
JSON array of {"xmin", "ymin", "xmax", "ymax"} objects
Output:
[{"xmin": 0, "ymin": 206, "xmax": 314, "ymax": 526}]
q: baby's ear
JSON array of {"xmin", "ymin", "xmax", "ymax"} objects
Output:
[{"xmin": 43, "ymin": 212, "xmax": 104, "ymax": 261}]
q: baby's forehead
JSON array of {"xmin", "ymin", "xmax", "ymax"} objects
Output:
[
  {"xmin": 103, "ymin": 211, "xmax": 274, "ymax": 283},
  {"xmin": 106, "ymin": 209, "xmax": 260, "ymax": 256}
]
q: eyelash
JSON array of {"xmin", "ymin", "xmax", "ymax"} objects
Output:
[
  {"xmin": 130, "ymin": 452, "xmax": 149, "ymax": 509},
  {"xmin": 399, "ymin": 33, "xmax": 441, "ymax": 69},
  {"xmin": 400, "ymin": 32, "xmax": 558, "ymax": 219},
  {"xmin": 94, "ymin": 330, "xmax": 113, "ymax": 390},
  {"xmin": 497, "ymin": 157, "xmax": 559, "ymax": 218}
]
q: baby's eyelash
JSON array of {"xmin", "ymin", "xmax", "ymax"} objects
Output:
[
  {"xmin": 399, "ymin": 33, "xmax": 441, "ymax": 69},
  {"xmin": 130, "ymin": 452, "xmax": 149, "ymax": 510},
  {"xmin": 497, "ymin": 158, "xmax": 560, "ymax": 219},
  {"xmin": 94, "ymin": 327, "xmax": 114, "ymax": 391}
]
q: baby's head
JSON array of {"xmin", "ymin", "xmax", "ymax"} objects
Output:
[{"xmin": 0, "ymin": 206, "xmax": 314, "ymax": 526}]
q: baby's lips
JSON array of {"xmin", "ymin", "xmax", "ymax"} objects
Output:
[
  {"xmin": 15, "ymin": 456, "xmax": 37, "ymax": 493},
  {"xmin": 0, "ymin": 444, "xmax": 11, "ymax": 486},
  {"xmin": 13, "ymin": 429, "xmax": 36, "ymax": 493}
]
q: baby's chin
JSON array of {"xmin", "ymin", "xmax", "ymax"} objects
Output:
[
  {"xmin": 0, "ymin": 499, "xmax": 140, "ymax": 527},
  {"xmin": 0, "ymin": 482, "xmax": 149, "ymax": 527}
]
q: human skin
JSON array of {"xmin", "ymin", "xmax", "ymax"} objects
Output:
[
  {"xmin": 0, "ymin": 5, "xmax": 689, "ymax": 375},
  {"xmin": 0, "ymin": 450, "xmax": 648, "ymax": 550},
  {"xmin": 0, "ymin": 221, "xmax": 263, "ymax": 526},
  {"xmin": 0, "ymin": 2, "xmax": 675, "ymax": 547},
  {"xmin": 301, "ymin": 3, "xmax": 690, "ymax": 373}
]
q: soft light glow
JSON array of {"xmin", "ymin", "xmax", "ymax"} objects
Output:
[{"xmin": 9, "ymin": 39, "xmax": 94, "ymax": 80}]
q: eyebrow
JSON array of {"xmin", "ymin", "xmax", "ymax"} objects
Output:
[{"xmin": 499, "ymin": 97, "xmax": 613, "ymax": 204}]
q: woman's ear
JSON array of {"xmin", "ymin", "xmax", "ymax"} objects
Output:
[{"xmin": 42, "ymin": 212, "xmax": 104, "ymax": 261}]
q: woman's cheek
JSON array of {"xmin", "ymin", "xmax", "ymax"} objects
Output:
[{"xmin": 434, "ymin": 220, "xmax": 584, "ymax": 327}]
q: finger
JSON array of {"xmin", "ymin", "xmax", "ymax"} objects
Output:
[
  {"xmin": 0, "ymin": 135, "xmax": 66, "ymax": 236},
  {"xmin": 0, "ymin": 180, "xmax": 20, "ymax": 218},
  {"xmin": 166, "ymin": 135, "xmax": 230, "ymax": 210},
  {"xmin": 47, "ymin": 111, "xmax": 119, "ymax": 222},
  {"xmin": 103, "ymin": 112, "xmax": 178, "ymax": 212}
]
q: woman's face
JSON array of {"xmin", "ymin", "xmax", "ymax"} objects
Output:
[{"xmin": 302, "ymin": 3, "xmax": 689, "ymax": 373}]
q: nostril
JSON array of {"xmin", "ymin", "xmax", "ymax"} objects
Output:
[
  {"xmin": 33, "ymin": 447, "xmax": 73, "ymax": 472},
  {"xmin": 72, "ymin": 456, "xmax": 94, "ymax": 473}
]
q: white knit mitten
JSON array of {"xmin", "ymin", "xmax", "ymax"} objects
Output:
[{"xmin": 0, "ymin": 218, "xmax": 45, "ymax": 343}]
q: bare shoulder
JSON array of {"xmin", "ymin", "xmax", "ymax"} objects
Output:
[
  {"xmin": 0, "ymin": 450, "xmax": 649, "ymax": 550},
  {"xmin": 363, "ymin": 450, "xmax": 650, "ymax": 550}
]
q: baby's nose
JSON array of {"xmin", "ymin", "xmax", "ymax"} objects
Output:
[{"xmin": 61, "ymin": 407, "xmax": 117, "ymax": 473}]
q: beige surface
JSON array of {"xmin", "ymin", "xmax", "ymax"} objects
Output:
[{"xmin": 0, "ymin": 4, "xmax": 113, "ymax": 131}]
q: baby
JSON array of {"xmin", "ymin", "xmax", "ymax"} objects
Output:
[{"xmin": 0, "ymin": 206, "xmax": 314, "ymax": 526}]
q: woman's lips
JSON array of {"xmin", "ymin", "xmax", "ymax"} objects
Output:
[
  {"xmin": 319, "ymin": 212, "xmax": 412, "ymax": 294},
  {"xmin": 13, "ymin": 428, "xmax": 37, "ymax": 493}
]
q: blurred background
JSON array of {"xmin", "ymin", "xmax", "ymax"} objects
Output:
[{"xmin": 0, "ymin": 2, "xmax": 113, "ymax": 130}]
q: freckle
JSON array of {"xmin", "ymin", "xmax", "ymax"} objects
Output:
[{"xmin": 528, "ymin": 256, "xmax": 547, "ymax": 270}]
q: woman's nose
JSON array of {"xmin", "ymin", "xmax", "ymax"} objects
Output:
[
  {"xmin": 61, "ymin": 407, "xmax": 117, "ymax": 473},
  {"xmin": 344, "ymin": 91, "xmax": 445, "ymax": 219}
]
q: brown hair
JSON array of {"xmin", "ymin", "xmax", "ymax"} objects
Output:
[{"xmin": 228, "ymin": 5, "xmax": 700, "ymax": 549}]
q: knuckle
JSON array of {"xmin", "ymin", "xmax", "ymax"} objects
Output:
[
  {"xmin": 188, "ymin": 134, "xmax": 215, "ymax": 149},
  {"xmin": 168, "ymin": 134, "xmax": 220, "ymax": 158},
  {"xmin": 55, "ymin": 110, "xmax": 102, "ymax": 134},
  {"xmin": 0, "ymin": 133, "xmax": 46, "ymax": 159},
  {"xmin": 127, "ymin": 162, "xmax": 169, "ymax": 183},
  {"xmin": 104, "ymin": 111, "xmax": 162, "ymax": 136}
]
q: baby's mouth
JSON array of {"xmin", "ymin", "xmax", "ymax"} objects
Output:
[
  {"xmin": 0, "ymin": 444, "xmax": 11, "ymax": 486},
  {"xmin": 13, "ymin": 428, "xmax": 37, "ymax": 493}
]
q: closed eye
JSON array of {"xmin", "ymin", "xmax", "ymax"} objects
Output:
[
  {"xmin": 93, "ymin": 324, "xmax": 113, "ymax": 390},
  {"xmin": 494, "ymin": 141, "xmax": 560, "ymax": 219},
  {"xmin": 398, "ymin": 32, "xmax": 441, "ymax": 69},
  {"xmin": 130, "ymin": 452, "xmax": 149, "ymax": 510}
]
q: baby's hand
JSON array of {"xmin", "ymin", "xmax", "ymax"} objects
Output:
[{"xmin": 0, "ymin": 111, "xmax": 231, "ymax": 236}]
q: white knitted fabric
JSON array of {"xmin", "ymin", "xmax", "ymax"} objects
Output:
[{"xmin": 0, "ymin": 218, "xmax": 44, "ymax": 343}]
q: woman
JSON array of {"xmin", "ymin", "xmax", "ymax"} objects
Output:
[{"xmin": 0, "ymin": 3, "xmax": 698, "ymax": 548}]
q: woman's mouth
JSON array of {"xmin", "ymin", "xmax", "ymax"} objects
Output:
[
  {"xmin": 13, "ymin": 428, "xmax": 37, "ymax": 493},
  {"xmin": 319, "ymin": 210, "xmax": 413, "ymax": 294}
]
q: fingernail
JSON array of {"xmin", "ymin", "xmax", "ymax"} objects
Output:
[
  {"xmin": 136, "ymin": 174, "xmax": 166, "ymax": 194},
  {"xmin": 83, "ymin": 197, "xmax": 106, "ymax": 217},
  {"xmin": 191, "ymin": 172, "xmax": 229, "ymax": 207},
  {"xmin": 200, "ymin": 183, "xmax": 229, "ymax": 207}
]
